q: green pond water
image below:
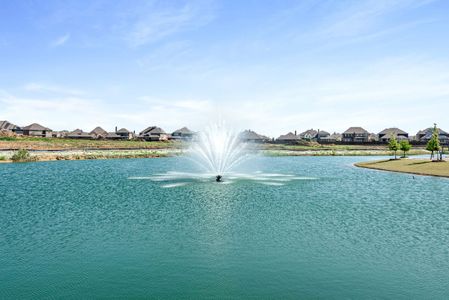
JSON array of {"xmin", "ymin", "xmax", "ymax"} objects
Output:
[{"xmin": 1, "ymin": 156, "xmax": 449, "ymax": 299}]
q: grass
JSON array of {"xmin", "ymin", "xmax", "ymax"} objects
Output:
[
  {"xmin": 262, "ymin": 148, "xmax": 428, "ymax": 157},
  {"xmin": 355, "ymin": 158, "xmax": 449, "ymax": 178},
  {"xmin": 0, "ymin": 136, "xmax": 181, "ymax": 151},
  {"xmin": 6, "ymin": 149, "xmax": 181, "ymax": 163}
]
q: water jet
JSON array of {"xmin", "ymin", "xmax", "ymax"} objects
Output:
[{"xmin": 189, "ymin": 122, "xmax": 249, "ymax": 180}]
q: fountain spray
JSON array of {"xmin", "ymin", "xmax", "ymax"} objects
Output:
[{"xmin": 189, "ymin": 122, "xmax": 249, "ymax": 182}]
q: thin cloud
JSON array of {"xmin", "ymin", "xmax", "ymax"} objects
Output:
[
  {"xmin": 50, "ymin": 33, "xmax": 70, "ymax": 47},
  {"xmin": 125, "ymin": 1, "xmax": 217, "ymax": 47},
  {"xmin": 23, "ymin": 83, "xmax": 85, "ymax": 96}
]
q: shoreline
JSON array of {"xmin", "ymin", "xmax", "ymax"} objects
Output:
[
  {"xmin": 0, "ymin": 138, "xmax": 434, "ymax": 163},
  {"xmin": 0, "ymin": 148, "xmax": 430, "ymax": 163},
  {"xmin": 0, "ymin": 149, "xmax": 183, "ymax": 163},
  {"xmin": 355, "ymin": 159, "xmax": 449, "ymax": 178}
]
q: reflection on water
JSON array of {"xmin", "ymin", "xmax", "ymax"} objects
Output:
[{"xmin": 129, "ymin": 171, "xmax": 318, "ymax": 188}]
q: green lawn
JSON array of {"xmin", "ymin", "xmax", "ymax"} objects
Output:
[
  {"xmin": 0, "ymin": 136, "xmax": 181, "ymax": 150},
  {"xmin": 355, "ymin": 158, "xmax": 449, "ymax": 178}
]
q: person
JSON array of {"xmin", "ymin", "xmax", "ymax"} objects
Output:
[{"xmin": 216, "ymin": 175, "xmax": 222, "ymax": 182}]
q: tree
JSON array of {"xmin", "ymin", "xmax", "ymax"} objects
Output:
[
  {"xmin": 426, "ymin": 124, "xmax": 440, "ymax": 161},
  {"xmin": 388, "ymin": 135, "xmax": 399, "ymax": 159},
  {"xmin": 399, "ymin": 140, "xmax": 411, "ymax": 158}
]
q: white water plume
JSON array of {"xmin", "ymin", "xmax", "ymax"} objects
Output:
[{"xmin": 188, "ymin": 122, "xmax": 250, "ymax": 175}]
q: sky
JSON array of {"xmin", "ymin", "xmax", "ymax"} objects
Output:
[{"xmin": 1, "ymin": 0, "xmax": 449, "ymax": 137}]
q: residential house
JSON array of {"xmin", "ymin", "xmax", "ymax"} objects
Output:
[
  {"xmin": 0, "ymin": 120, "xmax": 21, "ymax": 135},
  {"xmin": 378, "ymin": 128, "xmax": 408, "ymax": 143},
  {"xmin": 368, "ymin": 133, "xmax": 379, "ymax": 143},
  {"xmin": 240, "ymin": 129, "xmax": 269, "ymax": 143},
  {"xmin": 115, "ymin": 127, "xmax": 134, "ymax": 140},
  {"xmin": 416, "ymin": 127, "xmax": 449, "ymax": 144},
  {"xmin": 299, "ymin": 129, "xmax": 318, "ymax": 141},
  {"xmin": 276, "ymin": 132, "xmax": 300, "ymax": 144},
  {"xmin": 90, "ymin": 126, "xmax": 108, "ymax": 139},
  {"xmin": 67, "ymin": 129, "xmax": 94, "ymax": 139},
  {"xmin": 171, "ymin": 127, "xmax": 195, "ymax": 140},
  {"xmin": 342, "ymin": 127, "xmax": 369, "ymax": 143},
  {"xmin": 299, "ymin": 129, "xmax": 330, "ymax": 141},
  {"xmin": 22, "ymin": 123, "xmax": 52, "ymax": 137},
  {"xmin": 139, "ymin": 126, "xmax": 168, "ymax": 141},
  {"xmin": 52, "ymin": 130, "xmax": 69, "ymax": 138},
  {"xmin": 319, "ymin": 132, "xmax": 342, "ymax": 143},
  {"xmin": 106, "ymin": 132, "xmax": 122, "ymax": 140},
  {"xmin": 316, "ymin": 130, "xmax": 330, "ymax": 141}
]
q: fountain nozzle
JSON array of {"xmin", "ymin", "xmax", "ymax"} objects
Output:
[{"xmin": 216, "ymin": 175, "xmax": 222, "ymax": 182}]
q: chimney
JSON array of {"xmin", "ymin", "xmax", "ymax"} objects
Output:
[
  {"xmin": 115, "ymin": 126, "xmax": 117, "ymax": 133},
  {"xmin": 295, "ymin": 130, "xmax": 297, "ymax": 136}
]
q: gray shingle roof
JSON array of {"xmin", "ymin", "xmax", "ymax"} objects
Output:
[
  {"xmin": 277, "ymin": 132, "xmax": 299, "ymax": 140},
  {"xmin": 0, "ymin": 120, "xmax": 19, "ymax": 131},
  {"xmin": 140, "ymin": 126, "xmax": 166, "ymax": 135},
  {"xmin": 106, "ymin": 132, "xmax": 121, "ymax": 138},
  {"xmin": 417, "ymin": 127, "xmax": 448, "ymax": 136},
  {"xmin": 299, "ymin": 129, "xmax": 318, "ymax": 138},
  {"xmin": 343, "ymin": 127, "xmax": 369, "ymax": 134},
  {"xmin": 240, "ymin": 130, "xmax": 268, "ymax": 141},
  {"xmin": 172, "ymin": 127, "xmax": 194, "ymax": 135},
  {"xmin": 67, "ymin": 129, "xmax": 93, "ymax": 138},
  {"xmin": 22, "ymin": 123, "xmax": 51, "ymax": 131},
  {"xmin": 316, "ymin": 130, "xmax": 330, "ymax": 137},
  {"xmin": 378, "ymin": 127, "xmax": 408, "ymax": 135},
  {"xmin": 90, "ymin": 126, "xmax": 108, "ymax": 136},
  {"xmin": 116, "ymin": 128, "xmax": 130, "ymax": 133}
]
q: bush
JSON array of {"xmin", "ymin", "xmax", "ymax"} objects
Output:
[
  {"xmin": 11, "ymin": 149, "xmax": 32, "ymax": 162},
  {"xmin": 0, "ymin": 155, "xmax": 6, "ymax": 161}
]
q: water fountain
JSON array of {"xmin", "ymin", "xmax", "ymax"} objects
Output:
[
  {"xmin": 188, "ymin": 122, "xmax": 250, "ymax": 181},
  {"xmin": 129, "ymin": 122, "xmax": 317, "ymax": 187}
]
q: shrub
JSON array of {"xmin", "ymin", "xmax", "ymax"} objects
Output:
[
  {"xmin": 11, "ymin": 149, "xmax": 32, "ymax": 162},
  {"xmin": 0, "ymin": 155, "xmax": 6, "ymax": 161}
]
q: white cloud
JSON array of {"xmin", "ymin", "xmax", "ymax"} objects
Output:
[
  {"xmin": 50, "ymin": 33, "xmax": 70, "ymax": 47},
  {"xmin": 124, "ymin": 1, "xmax": 216, "ymax": 47},
  {"xmin": 23, "ymin": 83, "xmax": 85, "ymax": 96}
]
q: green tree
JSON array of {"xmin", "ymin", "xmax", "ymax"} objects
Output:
[
  {"xmin": 426, "ymin": 124, "xmax": 440, "ymax": 161},
  {"xmin": 399, "ymin": 140, "xmax": 411, "ymax": 158},
  {"xmin": 388, "ymin": 135, "xmax": 399, "ymax": 159}
]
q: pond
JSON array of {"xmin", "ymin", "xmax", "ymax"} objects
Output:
[{"xmin": 1, "ymin": 156, "xmax": 449, "ymax": 298}]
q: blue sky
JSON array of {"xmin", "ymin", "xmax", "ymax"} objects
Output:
[{"xmin": 1, "ymin": 0, "xmax": 449, "ymax": 136}]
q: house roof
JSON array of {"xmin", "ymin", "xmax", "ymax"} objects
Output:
[
  {"xmin": 173, "ymin": 127, "xmax": 194, "ymax": 135},
  {"xmin": 140, "ymin": 126, "xmax": 166, "ymax": 135},
  {"xmin": 343, "ymin": 127, "xmax": 368, "ymax": 134},
  {"xmin": 22, "ymin": 123, "xmax": 51, "ymax": 131},
  {"xmin": 116, "ymin": 128, "xmax": 130, "ymax": 133},
  {"xmin": 277, "ymin": 132, "xmax": 299, "ymax": 140},
  {"xmin": 90, "ymin": 126, "xmax": 108, "ymax": 136},
  {"xmin": 69, "ymin": 129, "xmax": 83, "ymax": 134},
  {"xmin": 0, "ymin": 120, "xmax": 19, "ymax": 131},
  {"xmin": 316, "ymin": 130, "xmax": 330, "ymax": 137},
  {"xmin": 67, "ymin": 130, "xmax": 92, "ymax": 138},
  {"xmin": 299, "ymin": 129, "xmax": 318, "ymax": 138},
  {"xmin": 417, "ymin": 127, "xmax": 448, "ymax": 136},
  {"xmin": 240, "ymin": 129, "xmax": 268, "ymax": 140},
  {"xmin": 378, "ymin": 127, "xmax": 408, "ymax": 135},
  {"xmin": 321, "ymin": 133, "xmax": 341, "ymax": 140},
  {"xmin": 106, "ymin": 132, "xmax": 121, "ymax": 138}
]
